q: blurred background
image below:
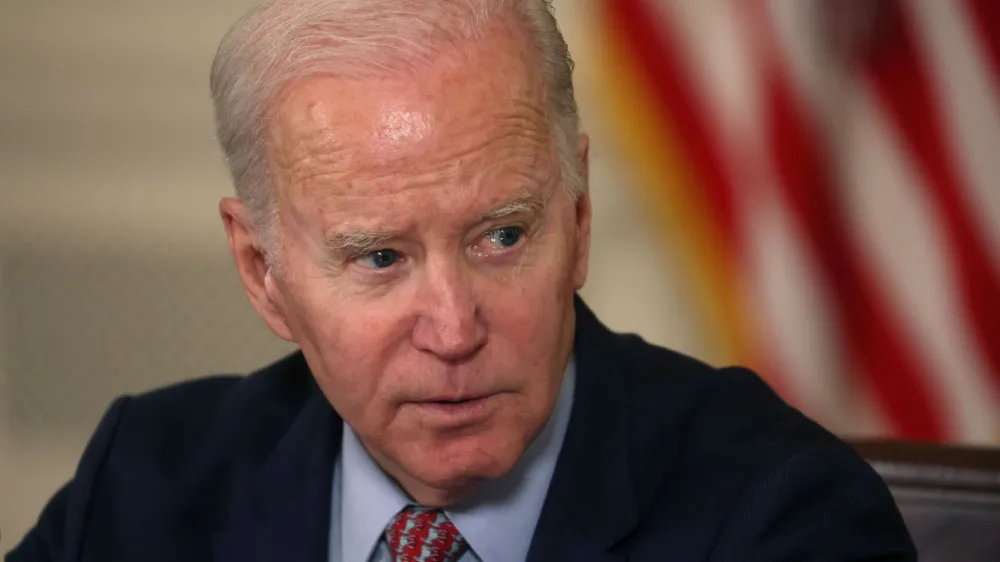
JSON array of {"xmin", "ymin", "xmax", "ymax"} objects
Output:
[{"xmin": 1, "ymin": 0, "xmax": 998, "ymax": 549}]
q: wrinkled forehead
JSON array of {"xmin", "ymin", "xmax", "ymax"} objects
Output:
[{"xmin": 263, "ymin": 25, "xmax": 554, "ymax": 196}]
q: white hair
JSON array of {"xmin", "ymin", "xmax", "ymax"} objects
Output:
[{"xmin": 209, "ymin": 0, "xmax": 582, "ymax": 267}]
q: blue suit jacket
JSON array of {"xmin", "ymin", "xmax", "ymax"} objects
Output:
[{"xmin": 7, "ymin": 297, "xmax": 916, "ymax": 561}]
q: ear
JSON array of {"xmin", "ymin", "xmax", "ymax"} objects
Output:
[
  {"xmin": 572, "ymin": 133, "xmax": 592, "ymax": 291},
  {"xmin": 219, "ymin": 197, "xmax": 294, "ymax": 341},
  {"xmin": 578, "ymin": 132, "xmax": 591, "ymax": 188}
]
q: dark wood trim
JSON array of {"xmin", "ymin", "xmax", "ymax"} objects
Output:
[{"xmin": 850, "ymin": 439, "xmax": 1000, "ymax": 497}]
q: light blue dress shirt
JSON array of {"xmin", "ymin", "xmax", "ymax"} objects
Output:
[{"xmin": 328, "ymin": 358, "xmax": 576, "ymax": 562}]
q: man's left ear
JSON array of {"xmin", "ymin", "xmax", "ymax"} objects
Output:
[{"xmin": 573, "ymin": 133, "xmax": 592, "ymax": 291}]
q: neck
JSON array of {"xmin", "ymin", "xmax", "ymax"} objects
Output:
[{"xmin": 398, "ymin": 478, "xmax": 479, "ymax": 508}]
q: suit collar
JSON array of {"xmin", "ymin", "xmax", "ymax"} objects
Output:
[
  {"xmin": 213, "ymin": 363, "xmax": 342, "ymax": 562},
  {"xmin": 526, "ymin": 295, "xmax": 679, "ymax": 561}
]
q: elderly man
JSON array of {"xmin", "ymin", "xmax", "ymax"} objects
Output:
[{"xmin": 7, "ymin": 1, "xmax": 915, "ymax": 561}]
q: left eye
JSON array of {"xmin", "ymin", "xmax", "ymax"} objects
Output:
[{"xmin": 486, "ymin": 226, "xmax": 523, "ymax": 248}]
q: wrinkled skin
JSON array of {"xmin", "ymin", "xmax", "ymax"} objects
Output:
[{"xmin": 221, "ymin": 22, "xmax": 591, "ymax": 506}]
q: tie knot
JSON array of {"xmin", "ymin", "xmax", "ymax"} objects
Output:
[{"xmin": 384, "ymin": 506, "xmax": 469, "ymax": 562}]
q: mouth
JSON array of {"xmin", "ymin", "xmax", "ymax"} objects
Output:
[
  {"xmin": 424, "ymin": 394, "xmax": 489, "ymax": 405},
  {"xmin": 409, "ymin": 393, "xmax": 499, "ymax": 427}
]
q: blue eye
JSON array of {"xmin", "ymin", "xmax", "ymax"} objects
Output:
[
  {"xmin": 488, "ymin": 226, "xmax": 523, "ymax": 248},
  {"xmin": 357, "ymin": 249, "xmax": 400, "ymax": 269}
]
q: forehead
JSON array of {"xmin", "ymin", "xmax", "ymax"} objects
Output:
[{"xmin": 265, "ymin": 25, "xmax": 554, "ymax": 199}]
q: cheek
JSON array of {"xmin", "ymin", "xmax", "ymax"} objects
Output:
[
  {"xmin": 481, "ymin": 251, "xmax": 574, "ymax": 367},
  {"xmin": 286, "ymin": 281, "xmax": 412, "ymax": 420}
]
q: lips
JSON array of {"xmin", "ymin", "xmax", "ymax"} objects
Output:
[
  {"xmin": 407, "ymin": 393, "xmax": 500, "ymax": 427},
  {"xmin": 422, "ymin": 394, "xmax": 489, "ymax": 404}
]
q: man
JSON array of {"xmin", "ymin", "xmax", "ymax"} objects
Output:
[{"xmin": 7, "ymin": 0, "xmax": 916, "ymax": 560}]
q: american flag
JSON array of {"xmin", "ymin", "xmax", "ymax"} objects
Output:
[{"xmin": 587, "ymin": 0, "xmax": 1000, "ymax": 444}]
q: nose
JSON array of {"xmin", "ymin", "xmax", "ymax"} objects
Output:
[{"xmin": 411, "ymin": 257, "xmax": 487, "ymax": 361}]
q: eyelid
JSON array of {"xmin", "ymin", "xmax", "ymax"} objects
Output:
[{"xmin": 343, "ymin": 242, "xmax": 389, "ymax": 258}]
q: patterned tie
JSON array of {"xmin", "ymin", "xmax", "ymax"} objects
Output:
[{"xmin": 384, "ymin": 506, "xmax": 469, "ymax": 562}]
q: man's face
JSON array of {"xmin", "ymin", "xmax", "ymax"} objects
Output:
[{"xmin": 249, "ymin": 27, "xmax": 590, "ymax": 503}]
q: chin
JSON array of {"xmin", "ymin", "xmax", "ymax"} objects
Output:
[{"xmin": 408, "ymin": 432, "xmax": 525, "ymax": 492}]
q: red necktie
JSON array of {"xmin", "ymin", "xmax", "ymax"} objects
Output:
[{"xmin": 384, "ymin": 506, "xmax": 470, "ymax": 562}]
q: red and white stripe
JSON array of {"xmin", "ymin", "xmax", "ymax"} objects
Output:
[{"xmin": 624, "ymin": 0, "xmax": 1000, "ymax": 444}]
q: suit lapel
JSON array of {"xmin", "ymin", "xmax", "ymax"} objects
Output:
[
  {"xmin": 527, "ymin": 296, "xmax": 678, "ymax": 561},
  {"xmin": 211, "ymin": 296, "xmax": 678, "ymax": 562},
  {"xmin": 213, "ymin": 376, "xmax": 342, "ymax": 562}
]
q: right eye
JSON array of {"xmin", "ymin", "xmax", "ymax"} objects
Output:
[{"xmin": 354, "ymin": 249, "xmax": 401, "ymax": 269}]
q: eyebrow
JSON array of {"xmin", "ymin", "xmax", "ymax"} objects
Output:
[
  {"xmin": 324, "ymin": 229, "xmax": 396, "ymax": 256},
  {"xmin": 481, "ymin": 191, "xmax": 547, "ymax": 221}
]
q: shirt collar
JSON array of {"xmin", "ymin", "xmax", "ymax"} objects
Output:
[
  {"xmin": 338, "ymin": 357, "xmax": 577, "ymax": 562},
  {"xmin": 338, "ymin": 416, "xmax": 411, "ymax": 562}
]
